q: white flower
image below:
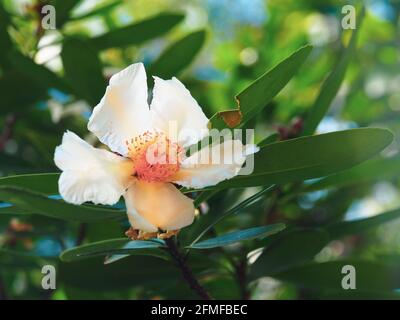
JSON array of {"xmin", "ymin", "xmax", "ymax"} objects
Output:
[{"xmin": 54, "ymin": 63, "xmax": 258, "ymax": 236}]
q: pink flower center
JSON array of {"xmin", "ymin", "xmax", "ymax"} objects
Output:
[{"xmin": 126, "ymin": 131, "xmax": 183, "ymax": 183}]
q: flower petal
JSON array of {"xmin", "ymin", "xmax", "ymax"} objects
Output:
[
  {"xmin": 172, "ymin": 140, "xmax": 259, "ymax": 189},
  {"xmin": 151, "ymin": 76, "xmax": 209, "ymax": 147},
  {"xmin": 54, "ymin": 131, "xmax": 133, "ymax": 205},
  {"xmin": 124, "ymin": 180, "xmax": 195, "ymax": 232},
  {"xmin": 88, "ymin": 63, "xmax": 151, "ymax": 156}
]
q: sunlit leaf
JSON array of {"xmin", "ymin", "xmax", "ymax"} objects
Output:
[
  {"xmin": 90, "ymin": 13, "xmax": 184, "ymax": 50},
  {"xmin": 302, "ymin": 7, "xmax": 365, "ymax": 135},
  {"xmin": 149, "ymin": 30, "xmax": 206, "ymax": 79}
]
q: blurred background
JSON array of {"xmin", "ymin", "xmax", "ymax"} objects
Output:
[{"xmin": 0, "ymin": 0, "xmax": 399, "ymax": 299}]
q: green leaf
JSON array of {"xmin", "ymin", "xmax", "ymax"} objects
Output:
[
  {"xmin": 212, "ymin": 45, "xmax": 312, "ymax": 128},
  {"xmin": 257, "ymin": 132, "xmax": 279, "ymax": 148},
  {"xmin": 60, "ymin": 238, "xmax": 167, "ymax": 262},
  {"xmin": 8, "ymin": 50, "xmax": 69, "ymax": 92},
  {"xmin": 305, "ymin": 156, "xmax": 400, "ymax": 192},
  {"xmin": 302, "ymin": 7, "xmax": 365, "ymax": 135},
  {"xmin": 70, "ymin": 0, "xmax": 122, "ymax": 21},
  {"xmin": 249, "ymin": 229, "xmax": 329, "ymax": 279},
  {"xmin": 0, "ymin": 3, "xmax": 12, "ymax": 65},
  {"xmin": 218, "ymin": 128, "xmax": 393, "ymax": 189},
  {"xmin": 326, "ymin": 207, "xmax": 400, "ymax": 239},
  {"xmin": 90, "ymin": 13, "xmax": 184, "ymax": 50},
  {"xmin": 188, "ymin": 185, "xmax": 275, "ymax": 247},
  {"xmin": 59, "ymin": 255, "xmax": 177, "ymax": 290},
  {"xmin": 149, "ymin": 30, "xmax": 206, "ymax": 79},
  {"xmin": 274, "ymin": 260, "xmax": 400, "ymax": 292},
  {"xmin": 0, "ymin": 173, "xmax": 59, "ymax": 195},
  {"xmin": 49, "ymin": 0, "xmax": 83, "ymax": 28},
  {"xmin": 0, "ymin": 186, "xmax": 124, "ymax": 222},
  {"xmin": 61, "ymin": 38, "xmax": 105, "ymax": 105},
  {"xmin": 189, "ymin": 224, "xmax": 285, "ymax": 249}
]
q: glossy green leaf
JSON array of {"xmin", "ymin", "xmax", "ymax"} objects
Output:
[
  {"xmin": 302, "ymin": 7, "xmax": 365, "ymax": 135},
  {"xmin": 149, "ymin": 30, "xmax": 206, "ymax": 79},
  {"xmin": 249, "ymin": 229, "xmax": 329, "ymax": 279},
  {"xmin": 90, "ymin": 13, "xmax": 184, "ymax": 50},
  {"xmin": 0, "ymin": 173, "xmax": 59, "ymax": 195},
  {"xmin": 233, "ymin": 45, "xmax": 312, "ymax": 127},
  {"xmin": 274, "ymin": 260, "xmax": 400, "ymax": 292},
  {"xmin": 257, "ymin": 132, "xmax": 279, "ymax": 148},
  {"xmin": 327, "ymin": 207, "xmax": 400, "ymax": 239},
  {"xmin": 218, "ymin": 128, "xmax": 393, "ymax": 189},
  {"xmin": 0, "ymin": 186, "xmax": 124, "ymax": 222},
  {"xmin": 305, "ymin": 156, "xmax": 400, "ymax": 192},
  {"xmin": 61, "ymin": 38, "xmax": 105, "ymax": 105},
  {"xmin": 189, "ymin": 224, "xmax": 285, "ymax": 249},
  {"xmin": 60, "ymin": 238, "xmax": 166, "ymax": 262}
]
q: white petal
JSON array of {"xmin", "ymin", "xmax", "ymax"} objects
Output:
[
  {"xmin": 54, "ymin": 131, "xmax": 133, "ymax": 205},
  {"xmin": 150, "ymin": 76, "xmax": 209, "ymax": 147},
  {"xmin": 124, "ymin": 180, "xmax": 195, "ymax": 232},
  {"xmin": 173, "ymin": 140, "xmax": 259, "ymax": 189},
  {"xmin": 88, "ymin": 63, "xmax": 151, "ymax": 156}
]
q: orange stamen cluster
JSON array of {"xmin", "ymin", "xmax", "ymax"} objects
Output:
[{"xmin": 126, "ymin": 131, "xmax": 183, "ymax": 183}]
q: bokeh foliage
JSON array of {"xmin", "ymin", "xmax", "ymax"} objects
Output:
[{"xmin": 0, "ymin": 0, "xmax": 400, "ymax": 300}]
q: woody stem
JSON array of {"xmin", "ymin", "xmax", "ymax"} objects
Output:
[{"xmin": 164, "ymin": 237, "xmax": 212, "ymax": 300}]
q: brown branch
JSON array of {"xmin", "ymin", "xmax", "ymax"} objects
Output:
[
  {"xmin": 235, "ymin": 258, "xmax": 250, "ymax": 300},
  {"xmin": 165, "ymin": 237, "xmax": 212, "ymax": 300},
  {"xmin": 0, "ymin": 114, "xmax": 17, "ymax": 152},
  {"xmin": 0, "ymin": 276, "xmax": 8, "ymax": 300}
]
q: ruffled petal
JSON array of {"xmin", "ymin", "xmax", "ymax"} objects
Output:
[
  {"xmin": 150, "ymin": 76, "xmax": 209, "ymax": 147},
  {"xmin": 173, "ymin": 140, "xmax": 259, "ymax": 189},
  {"xmin": 88, "ymin": 63, "xmax": 152, "ymax": 156},
  {"xmin": 54, "ymin": 131, "xmax": 133, "ymax": 205}
]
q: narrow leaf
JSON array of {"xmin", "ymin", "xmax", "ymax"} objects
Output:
[
  {"xmin": 189, "ymin": 224, "xmax": 285, "ymax": 249},
  {"xmin": 60, "ymin": 238, "xmax": 166, "ymax": 262},
  {"xmin": 149, "ymin": 30, "xmax": 206, "ymax": 79},
  {"xmin": 302, "ymin": 7, "xmax": 365, "ymax": 135},
  {"xmin": 0, "ymin": 186, "xmax": 124, "ymax": 222},
  {"xmin": 90, "ymin": 13, "xmax": 184, "ymax": 50}
]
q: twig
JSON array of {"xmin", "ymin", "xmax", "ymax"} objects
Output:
[
  {"xmin": 0, "ymin": 114, "xmax": 17, "ymax": 152},
  {"xmin": 235, "ymin": 258, "xmax": 250, "ymax": 300},
  {"xmin": 164, "ymin": 237, "xmax": 212, "ymax": 300},
  {"xmin": 0, "ymin": 276, "xmax": 8, "ymax": 300}
]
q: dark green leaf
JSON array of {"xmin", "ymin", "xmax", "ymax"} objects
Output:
[
  {"xmin": 61, "ymin": 38, "xmax": 105, "ymax": 105},
  {"xmin": 274, "ymin": 260, "xmax": 400, "ymax": 292},
  {"xmin": 213, "ymin": 45, "xmax": 312, "ymax": 128},
  {"xmin": 218, "ymin": 128, "xmax": 393, "ymax": 189},
  {"xmin": 149, "ymin": 30, "xmax": 206, "ymax": 79},
  {"xmin": 8, "ymin": 50, "xmax": 69, "ymax": 92},
  {"xmin": 0, "ymin": 173, "xmax": 59, "ymax": 195},
  {"xmin": 189, "ymin": 224, "xmax": 285, "ymax": 249},
  {"xmin": 305, "ymin": 156, "xmax": 400, "ymax": 192},
  {"xmin": 249, "ymin": 229, "xmax": 329, "ymax": 279},
  {"xmin": 0, "ymin": 186, "xmax": 124, "ymax": 222},
  {"xmin": 49, "ymin": 0, "xmax": 83, "ymax": 28},
  {"xmin": 90, "ymin": 13, "xmax": 184, "ymax": 50},
  {"xmin": 326, "ymin": 207, "xmax": 400, "ymax": 238},
  {"xmin": 60, "ymin": 238, "xmax": 166, "ymax": 262}
]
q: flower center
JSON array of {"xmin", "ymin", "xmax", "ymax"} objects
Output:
[{"xmin": 126, "ymin": 131, "xmax": 183, "ymax": 183}]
